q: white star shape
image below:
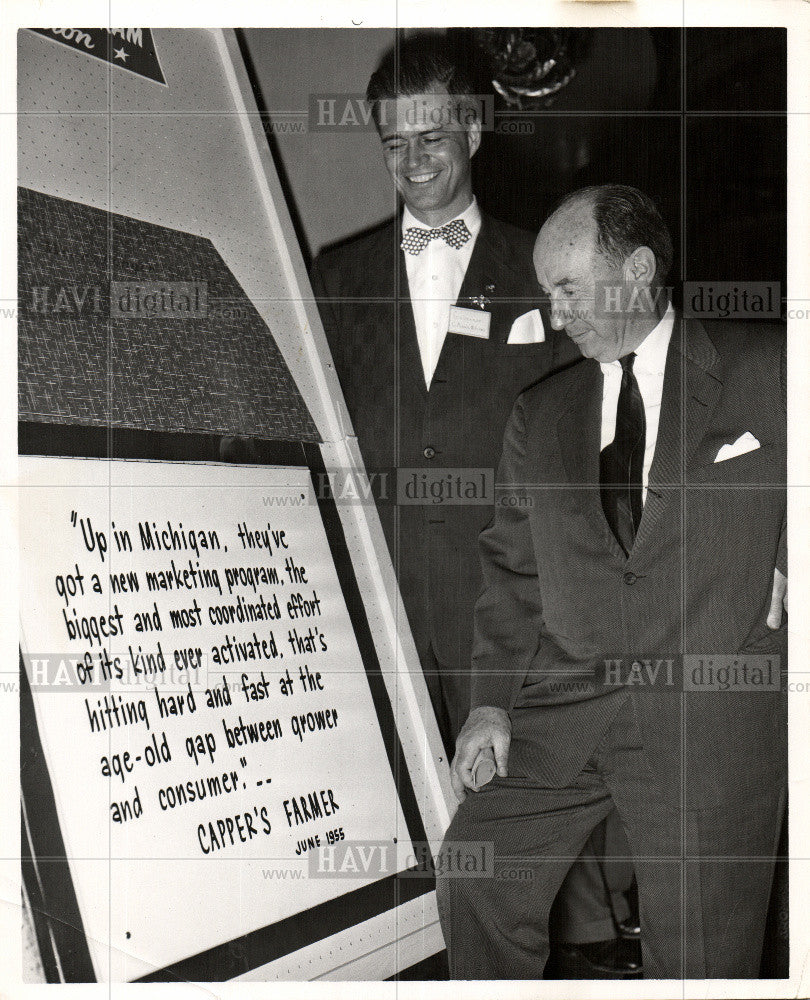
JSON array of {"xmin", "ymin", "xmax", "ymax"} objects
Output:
[{"xmin": 113, "ymin": 47, "xmax": 128, "ymax": 62}]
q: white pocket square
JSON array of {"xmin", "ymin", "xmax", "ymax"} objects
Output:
[
  {"xmin": 713, "ymin": 431, "xmax": 760, "ymax": 463},
  {"xmin": 506, "ymin": 309, "xmax": 545, "ymax": 345}
]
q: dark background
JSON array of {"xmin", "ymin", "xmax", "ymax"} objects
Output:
[
  {"xmin": 245, "ymin": 27, "xmax": 787, "ymax": 301},
  {"xmin": 458, "ymin": 28, "xmax": 787, "ymax": 299},
  {"xmin": 462, "ymin": 28, "xmax": 786, "ymax": 296}
]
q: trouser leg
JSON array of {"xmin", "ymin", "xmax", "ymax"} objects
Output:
[
  {"xmin": 604, "ymin": 707, "xmax": 787, "ymax": 978},
  {"xmin": 438, "ymin": 695, "xmax": 785, "ymax": 980},
  {"xmin": 436, "ymin": 755, "xmax": 614, "ymax": 979},
  {"xmin": 602, "ymin": 807, "xmax": 635, "ymax": 929},
  {"xmin": 550, "ymin": 810, "xmax": 632, "ymax": 944}
]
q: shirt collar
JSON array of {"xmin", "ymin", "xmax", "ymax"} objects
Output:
[
  {"xmin": 401, "ymin": 197, "xmax": 482, "ymax": 237},
  {"xmin": 634, "ymin": 300, "xmax": 675, "ymax": 375},
  {"xmin": 601, "ymin": 300, "xmax": 675, "ymax": 377}
]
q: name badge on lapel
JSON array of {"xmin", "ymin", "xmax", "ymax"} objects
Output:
[{"xmin": 448, "ymin": 305, "xmax": 491, "ymax": 339}]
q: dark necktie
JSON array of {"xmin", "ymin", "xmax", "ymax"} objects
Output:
[
  {"xmin": 600, "ymin": 352, "xmax": 646, "ymax": 554},
  {"xmin": 400, "ymin": 218, "xmax": 472, "ymax": 255}
]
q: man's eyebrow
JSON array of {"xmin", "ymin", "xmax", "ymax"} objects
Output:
[
  {"xmin": 381, "ymin": 126, "xmax": 449, "ymax": 142},
  {"xmin": 535, "ymin": 277, "xmax": 571, "ymax": 294}
]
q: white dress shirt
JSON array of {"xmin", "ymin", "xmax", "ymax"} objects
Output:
[
  {"xmin": 402, "ymin": 198, "xmax": 482, "ymax": 388},
  {"xmin": 599, "ymin": 302, "xmax": 675, "ymax": 503}
]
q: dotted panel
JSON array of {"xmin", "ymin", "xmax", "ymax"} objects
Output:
[
  {"xmin": 17, "ymin": 28, "xmax": 337, "ymax": 442},
  {"xmin": 17, "ymin": 28, "xmax": 111, "ymax": 114},
  {"xmin": 18, "ymin": 187, "xmax": 320, "ymax": 442}
]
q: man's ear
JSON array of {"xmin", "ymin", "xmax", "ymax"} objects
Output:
[
  {"xmin": 624, "ymin": 246, "xmax": 657, "ymax": 286},
  {"xmin": 466, "ymin": 115, "xmax": 482, "ymax": 159}
]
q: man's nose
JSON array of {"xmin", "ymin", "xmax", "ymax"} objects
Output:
[
  {"xmin": 404, "ymin": 139, "xmax": 428, "ymax": 170},
  {"xmin": 549, "ymin": 296, "xmax": 568, "ymax": 330}
]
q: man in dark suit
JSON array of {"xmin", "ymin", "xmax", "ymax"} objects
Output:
[
  {"xmin": 311, "ymin": 36, "xmax": 577, "ymax": 751},
  {"xmin": 437, "ymin": 184, "xmax": 787, "ymax": 979},
  {"xmin": 312, "ymin": 39, "xmax": 640, "ymax": 977}
]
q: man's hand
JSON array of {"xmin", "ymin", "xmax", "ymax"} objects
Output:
[
  {"xmin": 450, "ymin": 706, "xmax": 511, "ymax": 803},
  {"xmin": 767, "ymin": 567, "xmax": 788, "ymax": 629}
]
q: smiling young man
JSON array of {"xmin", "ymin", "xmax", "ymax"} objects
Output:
[
  {"xmin": 378, "ymin": 88, "xmax": 480, "ymax": 226},
  {"xmin": 311, "ymin": 35, "xmax": 577, "ymax": 753}
]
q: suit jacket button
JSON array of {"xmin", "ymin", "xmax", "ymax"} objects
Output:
[
  {"xmin": 423, "ymin": 446, "xmax": 436, "ymax": 460},
  {"xmin": 623, "ymin": 571, "xmax": 638, "ymax": 585}
]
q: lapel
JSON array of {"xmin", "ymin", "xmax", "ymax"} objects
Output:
[
  {"xmin": 556, "ymin": 360, "xmax": 602, "ymax": 488},
  {"xmin": 631, "ymin": 315, "xmax": 724, "ymax": 554},
  {"xmin": 392, "ymin": 221, "xmax": 428, "ymax": 401},
  {"xmin": 554, "ymin": 360, "xmax": 629, "ymax": 560},
  {"xmin": 455, "ymin": 214, "xmax": 501, "ymax": 321},
  {"xmin": 422, "ymin": 212, "xmax": 505, "ymax": 393},
  {"xmin": 456, "ymin": 214, "xmax": 533, "ymax": 344}
]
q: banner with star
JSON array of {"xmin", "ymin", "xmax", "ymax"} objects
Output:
[{"xmin": 29, "ymin": 29, "xmax": 166, "ymax": 85}]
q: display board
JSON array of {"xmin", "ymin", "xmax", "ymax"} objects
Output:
[
  {"xmin": 17, "ymin": 26, "xmax": 451, "ymax": 982},
  {"xmin": 20, "ymin": 455, "xmax": 427, "ymax": 982}
]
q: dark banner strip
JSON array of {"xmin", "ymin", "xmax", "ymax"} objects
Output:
[
  {"xmin": 20, "ymin": 654, "xmax": 97, "ymax": 982},
  {"xmin": 29, "ymin": 29, "xmax": 166, "ymax": 85}
]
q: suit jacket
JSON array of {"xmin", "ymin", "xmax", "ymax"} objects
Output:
[
  {"xmin": 471, "ymin": 315, "xmax": 787, "ymax": 807},
  {"xmin": 311, "ymin": 213, "xmax": 579, "ymax": 729}
]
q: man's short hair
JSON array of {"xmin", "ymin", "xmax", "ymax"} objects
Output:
[
  {"xmin": 553, "ymin": 184, "xmax": 674, "ymax": 283},
  {"xmin": 366, "ymin": 34, "xmax": 478, "ymax": 129}
]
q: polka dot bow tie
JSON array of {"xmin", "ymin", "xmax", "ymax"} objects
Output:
[{"xmin": 401, "ymin": 218, "xmax": 472, "ymax": 255}]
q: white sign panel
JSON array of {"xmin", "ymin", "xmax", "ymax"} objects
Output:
[{"xmin": 19, "ymin": 457, "xmax": 415, "ymax": 982}]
